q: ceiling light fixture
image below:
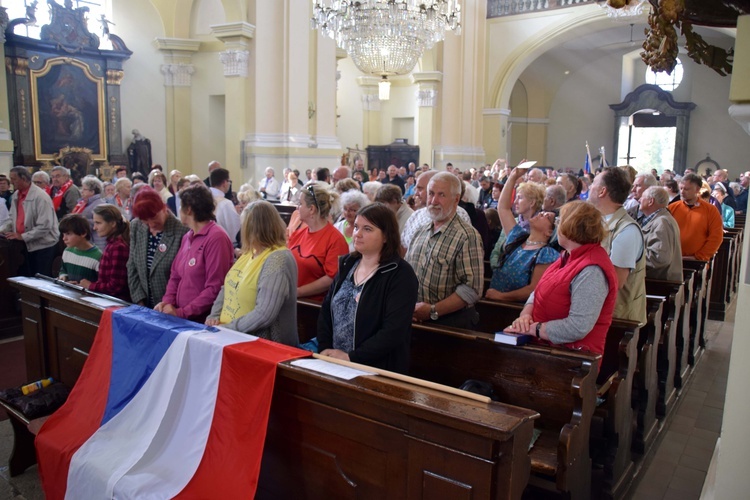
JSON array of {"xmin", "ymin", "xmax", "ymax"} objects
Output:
[{"xmin": 311, "ymin": 0, "xmax": 461, "ymax": 100}]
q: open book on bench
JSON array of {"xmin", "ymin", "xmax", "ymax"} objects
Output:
[{"xmin": 494, "ymin": 331, "xmax": 531, "ymax": 346}]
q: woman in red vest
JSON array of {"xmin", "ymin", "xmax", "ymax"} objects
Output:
[{"xmin": 504, "ymin": 201, "xmax": 617, "ymax": 358}]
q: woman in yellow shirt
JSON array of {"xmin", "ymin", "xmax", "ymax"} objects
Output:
[{"xmin": 206, "ymin": 200, "xmax": 298, "ymax": 346}]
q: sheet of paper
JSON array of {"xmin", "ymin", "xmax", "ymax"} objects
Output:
[
  {"xmin": 291, "ymin": 358, "xmax": 376, "ymax": 380},
  {"xmin": 80, "ymin": 296, "xmax": 127, "ymax": 308}
]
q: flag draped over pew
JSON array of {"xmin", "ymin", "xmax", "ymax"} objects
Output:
[{"xmin": 35, "ymin": 306, "xmax": 308, "ymax": 499}]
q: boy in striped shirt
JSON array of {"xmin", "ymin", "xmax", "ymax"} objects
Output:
[{"xmin": 59, "ymin": 214, "xmax": 102, "ymax": 282}]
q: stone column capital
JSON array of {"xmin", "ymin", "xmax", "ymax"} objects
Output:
[
  {"xmin": 219, "ymin": 50, "xmax": 250, "ymax": 78},
  {"xmin": 160, "ymin": 64, "xmax": 195, "ymax": 87}
]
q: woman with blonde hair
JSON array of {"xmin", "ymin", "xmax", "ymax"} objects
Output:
[
  {"xmin": 288, "ymin": 182, "xmax": 349, "ymax": 300},
  {"xmin": 487, "ymin": 166, "xmax": 557, "ymax": 302},
  {"xmin": 207, "ymin": 200, "xmax": 298, "ymax": 345}
]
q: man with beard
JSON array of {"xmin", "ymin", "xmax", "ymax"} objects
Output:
[
  {"xmin": 405, "ymin": 172, "xmax": 484, "ymax": 329},
  {"xmin": 400, "ymin": 170, "xmax": 470, "ymax": 253}
]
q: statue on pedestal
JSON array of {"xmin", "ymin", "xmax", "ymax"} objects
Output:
[{"xmin": 127, "ymin": 129, "xmax": 152, "ymax": 178}]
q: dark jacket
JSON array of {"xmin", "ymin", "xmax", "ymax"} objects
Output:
[{"xmin": 318, "ymin": 254, "xmax": 418, "ymax": 373}]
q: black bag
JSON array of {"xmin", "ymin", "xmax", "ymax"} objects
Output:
[
  {"xmin": 459, "ymin": 379, "xmax": 499, "ymax": 401},
  {"xmin": 0, "ymin": 382, "xmax": 70, "ymax": 420}
]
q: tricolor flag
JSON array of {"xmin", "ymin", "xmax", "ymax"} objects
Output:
[
  {"xmin": 36, "ymin": 306, "xmax": 307, "ymax": 499},
  {"xmin": 584, "ymin": 142, "xmax": 592, "ymax": 175}
]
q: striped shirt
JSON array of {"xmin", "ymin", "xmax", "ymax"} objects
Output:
[
  {"xmin": 60, "ymin": 246, "xmax": 102, "ymax": 282},
  {"xmin": 405, "ymin": 211, "xmax": 484, "ymax": 306}
]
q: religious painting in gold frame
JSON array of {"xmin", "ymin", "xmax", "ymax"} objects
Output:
[{"xmin": 30, "ymin": 57, "xmax": 107, "ymax": 161}]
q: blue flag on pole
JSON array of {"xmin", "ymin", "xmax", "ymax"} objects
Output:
[{"xmin": 584, "ymin": 142, "xmax": 592, "ymax": 174}]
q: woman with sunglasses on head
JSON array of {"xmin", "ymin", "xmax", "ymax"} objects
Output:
[
  {"xmin": 485, "ymin": 165, "xmax": 560, "ymax": 302},
  {"xmin": 288, "ymin": 182, "xmax": 349, "ymax": 301},
  {"xmin": 318, "ymin": 203, "xmax": 418, "ymax": 373}
]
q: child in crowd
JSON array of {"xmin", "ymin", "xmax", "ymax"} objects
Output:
[
  {"xmin": 58, "ymin": 214, "xmax": 102, "ymax": 283},
  {"xmin": 78, "ymin": 205, "xmax": 131, "ymax": 301}
]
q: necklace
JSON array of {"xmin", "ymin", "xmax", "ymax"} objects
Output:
[
  {"xmin": 524, "ymin": 240, "xmax": 546, "ymax": 246},
  {"xmin": 354, "ymin": 263, "xmax": 378, "ymax": 286}
]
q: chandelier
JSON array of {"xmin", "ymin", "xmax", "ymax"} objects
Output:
[{"xmin": 311, "ymin": 0, "xmax": 461, "ymax": 99}]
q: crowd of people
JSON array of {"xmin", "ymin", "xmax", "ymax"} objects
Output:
[{"xmin": 0, "ymin": 158, "xmax": 743, "ymax": 373}]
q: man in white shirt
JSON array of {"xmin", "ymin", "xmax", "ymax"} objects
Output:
[
  {"xmin": 259, "ymin": 167, "xmax": 281, "ymax": 201},
  {"xmin": 209, "ymin": 168, "xmax": 241, "ymax": 240}
]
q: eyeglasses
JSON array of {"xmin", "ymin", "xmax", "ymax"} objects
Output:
[{"xmin": 306, "ymin": 184, "xmax": 319, "ymax": 211}]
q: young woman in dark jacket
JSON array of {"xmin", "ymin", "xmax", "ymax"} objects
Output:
[{"xmin": 317, "ymin": 203, "xmax": 418, "ymax": 374}]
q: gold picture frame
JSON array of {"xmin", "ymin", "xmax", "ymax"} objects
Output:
[{"xmin": 30, "ymin": 57, "xmax": 108, "ymax": 161}]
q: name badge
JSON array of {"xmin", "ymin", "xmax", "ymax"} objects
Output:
[
  {"xmin": 158, "ymin": 243, "xmax": 167, "ymax": 253},
  {"xmin": 188, "ymin": 258, "xmax": 196, "ymax": 267}
]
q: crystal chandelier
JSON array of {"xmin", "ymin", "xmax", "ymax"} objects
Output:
[{"xmin": 311, "ymin": 0, "xmax": 461, "ymax": 99}]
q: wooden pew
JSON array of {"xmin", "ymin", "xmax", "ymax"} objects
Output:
[
  {"xmin": 675, "ymin": 270, "xmax": 695, "ymax": 389},
  {"xmin": 708, "ymin": 236, "xmax": 735, "ymax": 321},
  {"xmin": 632, "ymin": 297, "xmax": 663, "ymax": 456},
  {"xmin": 681, "ymin": 260, "xmax": 709, "ymax": 366},
  {"xmin": 272, "ymin": 203, "xmax": 295, "ymax": 226},
  {"xmin": 474, "ymin": 300, "xmax": 639, "ymax": 500},
  {"xmin": 10, "ymin": 280, "xmax": 539, "ymax": 500},
  {"xmin": 645, "ymin": 279, "xmax": 685, "ymax": 418},
  {"xmin": 409, "ymin": 323, "xmax": 599, "ymax": 500},
  {"xmin": 725, "ymin": 227, "xmax": 744, "ymax": 300},
  {"xmin": 297, "ymin": 299, "xmax": 599, "ymax": 499}
]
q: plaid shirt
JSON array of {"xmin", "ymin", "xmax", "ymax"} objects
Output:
[
  {"xmin": 88, "ymin": 236, "xmax": 131, "ymax": 301},
  {"xmin": 405, "ymin": 211, "xmax": 484, "ymax": 305}
]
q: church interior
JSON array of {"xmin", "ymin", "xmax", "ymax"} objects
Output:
[{"xmin": 1, "ymin": 0, "xmax": 750, "ymax": 498}]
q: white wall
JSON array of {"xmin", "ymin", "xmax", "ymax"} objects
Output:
[
  {"xmin": 335, "ymin": 57, "xmax": 364, "ymax": 151},
  {"xmin": 112, "ymin": 0, "xmax": 168, "ymax": 167},
  {"xmin": 546, "ymin": 50, "xmax": 750, "ymax": 175},
  {"xmin": 546, "ymin": 54, "xmax": 621, "ymax": 170},
  {"xmin": 190, "ymin": 50, "xmax": 226, "ymax": 176}
]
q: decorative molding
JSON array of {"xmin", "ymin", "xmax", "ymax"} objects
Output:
[
  {"xmin": 244, "ymin": 133, "xmax": 316, "ymax": 148},
  {"xmin": 335, "ymin": 48, "xmax": 348, "ymax": 60},
  {"xmin": 433, "ymin": 145, "xmax": 485, "ymax": 157},
  {"xmin": 411, "ymin": 71, "xmax": 443, "ymax": 84},
  {"xmin": 509, "ymin": 117, "xmax": 550, "ymax": 125},
  {"xmin": 0, "ymin": 128, "xmax": 11, "ymax": 141},
  {"xmin": 416, "ymin": 88, "xmax": 438, "ymax": 107},
  {"xmin": 109, "ymin": 96, "xmax": 118, "ymax": 130},
  {"xmin": 729, "ymin": 104, "xmax": 750, "ymax": 137},
  {"xmin": 9, "ymin": 57, "xmax": 28, "ymax": 76},
  {"xmin": 314, "ymin": 135, "xmax": 343, "ymax": 150},
  {"xmin": 19, "ymin": 88, "xmax": 27, "ymax": 129},
  {"xmin": 483, "ymin": 108, "xmax": 511, "ymax": 116},
  {"xmin": 210, "ymin": 22, "xmax": 255, "ymax": 48},
  {"xmin": 153, "ymin": 38, "xmax": 202, "ymax": 53},
  {"xmin": 361, "ymin": 93, "xmax": 381, "ymax": 111},
  {"xmin": 106, "ymin": 69, "xmax": 124, "ymax": 85},
  {"xmin": 0, "ymin": 7, "xmax": 9, "ymax": 44},
  {"xmin": 219, "ymin": 50, "xmax": 249, "ymax": 77},
  {"xmin": 160, "ymin": 64, "xmax": 195, "ymax": 87}
]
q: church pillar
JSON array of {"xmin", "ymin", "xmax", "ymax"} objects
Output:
[
  {"xmin": 482, "ymin": 108, "xmax": 510, "ymax": 166},
  {"xmin": 0, "ymin": 8, "xmax": 14, "ymax": 171},
  {"xmin": 713, "ymin": 14, "xmax": 750, "ymax": 499},
  {"xmin": 211, "ymin": 22, "xmax": 254, "ymax": 185},
  {"xmin": 153, "ymin": 38, "xmax": 200, "ymax": 172},
  {"xmin": 411, "ymin": 71, "xmax": 442, "ymax": 167},
  {"xmin": 357, "ymin": 76, "xmax": 382, "ymax": 148},
  {"xmin": 433, "ymin": 0, "xmax": 487, "ymax": 170}
]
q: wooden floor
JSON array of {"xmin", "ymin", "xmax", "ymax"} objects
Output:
[{"xmin": 0, "ymin": 305, "xmax": 735, "ymax": 500}]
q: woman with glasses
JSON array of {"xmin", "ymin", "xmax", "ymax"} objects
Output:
[
  {"xmin": 318, "ymin": 203, "xmax": 418, "ymax": 373},
  {"xmin": 288, "ymin": 182, "xmax": 349, "ymax": 301},
  {"xmin": 485, "ymin": 166, "xmax": 559, "ymax": 302},
  {"xmin": 206, "ymin": 200, "xmax": 298, "ymax": 346},
  {"xmin": 72, "ymin": 175, "xmax": 107, "ymax": 251},
  {"xmin": 334, "ymin": 190, "xmax": 370, "ymax": 251},
  {"xmin": 504, "ymin": 201, "xmax": 617, "ymax": 361}
]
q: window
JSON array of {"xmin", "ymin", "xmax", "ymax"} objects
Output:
[
  {"xmin": 645, "ymin": 58, "xmax": 683, "ymax": 92},
  {"xmin": 8, "ymin": 1, "xmax": 110, "ymax": 49}
]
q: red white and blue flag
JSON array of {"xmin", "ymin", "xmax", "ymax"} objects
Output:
[{"xmin": 35, "ymin": 306, "xmax": 307, "ymax": 499}]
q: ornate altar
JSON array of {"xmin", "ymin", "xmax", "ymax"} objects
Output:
[{"xmin": 4, "ymin": 0, "xmax": 131, "ymax": 172}]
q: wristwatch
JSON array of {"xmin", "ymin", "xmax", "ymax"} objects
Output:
[
  {"xmin": 535, "ymin": 322, "xmax": 542, "ymax": 338},
  {"xmin": 430, "ymin": 304, "xmax": 439, "ymax": 321}
]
